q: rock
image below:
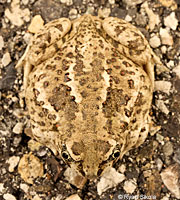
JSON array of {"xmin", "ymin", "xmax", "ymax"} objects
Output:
[
  {"xmin": 173, "ymin": 64, "xmax": 180, "ymax": 79},
  {"xmin": 160, "ymin": 28, "xmax": 173, "ymax": 46},
  {"xmin": 0, "ymin": 183, "xmax": 4, "ymax": 193},
  {"xmin": 20, "ymin": 183, "xmax": 29, "ymax": 193},
  {"xmin": 149, "ymin": 35, "xmax": 161, "ymax": 48},
  {"xmin": 6, "ymin": 156, "xmax": 20, "ymax": 172},
  {"xmin": 161, "ymin": 46, "xmax": 167, "ymax": 54},
  {"xmin": 98, "ymin": 8, "xmax": 111, "ymax": 18},
  {"xmin": 161, "ymin": 196, "xmax": 169, "ymax": 200},
  {"xmin": 164, "ymin": 12, "xmax": 178, "ymax": 30},
  {"xmin": 163, "ymin": 141, "xmax": 173, "ymax": 157},
  {"xmin": 69, "ymin": 9, "xmax": 78, "ymax": 20},
  {"xmin": 108, "ymin": 0, "xmax": 115, "ymax": 4},
  {"xmin": 156, "ymin": 158, "xmax": 163, "ymax": 171},
  {"xmin": 97, "ymin": 167, "xmax": 125, "ymax": 195},
  {"xmin": 167, "ymin": 60, "xmax": 174, "ymax": 68},
  {"xmin": 156, "ymin": 100, "xmax": 169, "ymax": 115},
  {"xmin": 125, "ymin": 15, "xmax": 132, "ymax": 22},
  {"xmin": 0, "ymin": 35, "xmax": 4, "ymax": 50},
  {"xmin": 161, "ymin": 164, "xmax": 180, "ymax": 199},
  {"xmin": 28, "ymin": 139, "xmax": 44, "ymax": 152},
  {"xmin": 13, "ymin": 136, "xmax": 22, "ymax": 147},
  {"xmin": 13, "ymin": 122, "xmax": 24, "ymax": 134},
  {"xmin": 18, "ymin": 152, "xmax": 44, "ymax": 184},
  {"xmin": 156, "ymin": 133, "xmax": 164, "ymax": 145},
  {"xmin": 23, "ymin": 32, "xmax": 32, "ymax": 44},
  {"xmin": 2, "ymin": 52, "xmax": 11, "ymax": 67},
  {"xmin": 32, "ymin": 195, "xmax": 41, "ymax": 200},
  {"xmin": 118, "ymin": 164, "xmax": 126, "ymax": 174},
  {"xmin": 47, "ymin": 158, "xmax": 62, "ymax": 182},
  {"xmin": 123, "ymin": 179, "xmax": 137, "ymax": 194},
  {"xmin": 135, "ymin": 13, "xmax": 147, "ymax": 27},
  {"xmin": 146, "ymin": 170, "xmax": 162, "ymax": 199},
  {"xmin": 65, "ymin": 194, "xmax": 82, "ymax": 200},
  {"xmin": 122, "ymin": 0, "xmax": 145, "ymax": 6},
  {"xmin": 173, "ymin": 148, "xmax": 180, "ymax": 164},
  {"xmin": 28, "ymin": 15, "xmax": 44, "ymax": 34},
  {"xmin": 158, "ymin": 0, "xmax": 177, "ymax": 10},
  {"xmin": 142, "ymin": 1, "xmax": 160, "ymax": 30},
  {"xmin": 0, "ymin": 63, "xmax": 16, "ymax": 90},
  {"xmin": 5, "ymin": 0, "xmax": 30, "ymax": 26},
  {"xmin": 22, "ymin": 0, "xmax": 29, "ymax": 5},
  {"xmin": 154, "ymin": 81, "xmax": 171, "ymax": 95},
  {"xmin": 60, "ymin": 0, "xmax": 73, "ymax": 6},
  {"xmin": 3, "ymin": 193, "xmax": 16, "ymax": 200},
  {"xmin": 86, "ymin": 6, "xmax": 95, "ymax": 15},
  {"xmin": 64, "ymin": 167, "xmax": 87, "ymax": 189}
]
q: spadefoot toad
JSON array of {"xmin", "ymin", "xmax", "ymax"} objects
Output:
[{"xmin": 16, "ymin": 14, "xmax": 161, "ymax": 179}]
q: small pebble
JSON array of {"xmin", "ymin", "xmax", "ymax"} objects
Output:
[
  {"xmin": 64, "ymin": 167, "xmax": 87, "ymax": 189},
  {"xmin": 20, "ymin": 183, "xmax": 29, "ymax": 193},
  {"xmin": 154, "ymin": 81, "xmax": 171, "ymax": 95},
  {"xmin": 156, "ymin": 133, "xmax": 164, "ymax": 145},
  {"xmin": 108, "ymin": 0, "xmax": 115, "ymax": 4},
  {"xmin": 164, "ymin": 12, "xmax": 178, "ymax": 30},
  {"xmin": 18, "ymin": 152, "xmax": 44, "ymax": 184},
  {"xmin": 156, "ymin": 158, "xmax": 163, "ymax": 171},
  {"xmin": 2, "ymin": 52, "xmax": 11, "ymax": 66},
  {"xmin": 13, "ymin": 122, "xmax": 24, "ymax": 134},
  {"xmin": 97, "ymin": 167, "xmax": 125, "ymax": 195},
  {"xmin": 161, "ymin": 164, "xmax": 180, "ymax": 199},
  {"xmin": 86, "ymin": 6, "xmax": 95, "ymax": 15},
  {"xmin": 173, "ymin": 148, "xmax": 180, "ymax": 164},
  {"xmin": 0, "ymin": 35, "xmax": 4, "ymax": 50},
  {"xmin": 123, "ymin": 0, "xmax": 144, "ymax": 6},
  {"xmin": 28, "ymin": 15, "xmax": 44, "ymax": 34},
  {"xmin": 60, "ymin": 0, "xmax": 73, "ymax": 6},
  {"xmin": 32, "ymin": 195, "xmax": 42, "ymax": 200},
  {"xmin": 5, "ymin": 0, "xmax": 30, "ymax": 26},
  {"xmin": 0, "ymin": 183, "xmax": 4, "ymax": 193},
  {"xmin": 69, "ymin": 9, "xmax": 78, "ymax": 20},
  {"xmin": 142, "ymin": 1, "xmax": 160, "ymax": 30},
  {"xmin": 158, "ymin": 0, "xmax": 177, "ymax": 10},
  {"xmin": 3, "ymin": 193, "xmax": 16, "ymax": 200},
  {"xmin": 118, "ymin": 164, "xmax": 126, "ymax": 174},
  {"xmin": 13, "ymin": 136, "xmax": 22, "ymax": 147},
  {"xmin": 161, "ymin": 46, "xmax": 167, "ymax": 54},
  {"xmin": 160, "ymin": 28, "xmax": 173, "ymax": 46},
  {"xmin": 65, "ymin": 194, "xmax": 82, "ymax": 200},
  {"xmin": 149, "ymin": 35, "xmax": 161, "ymax": 48},
  {"xmin": 125, "ymin": 15, "xmax": 132, "ymax": 22},
  {"xmin": 166, "ymin": 60, "xmax": 174, "ymax": 68},
  {"xmin": 156, "ymin": 100, "xmax": 169, "ymax": 115},
  {"xmin": 98, "ymin": 8, "xmax": 111, "ymax": 18},
  {"xmin": 163, "ymin": 141, "xmax": 173, "ymax": 157},
  {"xmin": 7, "ymin": 156, "xmax": 20, "ymax": 172},
  {"xmin": 22, "ymin": 0, "xmax": 29, "ymax": 5},
  {"xmin": 28, "ymin": 139, "xmax": 44, "ymax": 152},
  {"xmin": 123, "ymin": 179, "xmax": 137, "ymax": 194},
  {"xmin": 172, "ymin": 64, "xmax": 180, "ymax": 79}
]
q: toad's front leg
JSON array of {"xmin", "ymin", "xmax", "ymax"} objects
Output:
[{"xmin": 15, "ymin": 18, "xmax": 71, "ymax": 90}]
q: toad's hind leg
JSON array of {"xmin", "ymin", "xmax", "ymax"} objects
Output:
[
  {"xmin": 15, "ymin": 18, "xmax": 72, "ymax": 90},
  {"xmin": 102, "ymin": 17, "xmax": 164, "ymax": 88}
]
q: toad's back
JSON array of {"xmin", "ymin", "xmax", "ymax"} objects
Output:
[{"xmin": 17, "ymin": 15, "xmax": 159, "ymax": 178}]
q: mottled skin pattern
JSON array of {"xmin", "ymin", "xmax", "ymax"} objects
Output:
[{"xmin": 16, "ymin": 15, "xmax": 161, "ymax": 179}]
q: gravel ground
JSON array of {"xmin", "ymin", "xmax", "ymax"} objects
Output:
[{"xmin": 0, "ymin": 0, "xmax": 180, "ymax": 199}]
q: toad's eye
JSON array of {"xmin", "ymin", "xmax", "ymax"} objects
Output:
[
  {"xmin": 61, "ymin": 151, "xmax": 70, "ymax": 160},
  {"xmin": 112, "ymin": 150, "xmax": 120, "ymax": 159}
]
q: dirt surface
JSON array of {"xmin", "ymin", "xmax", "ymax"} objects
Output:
[{"xmin": 0, "ymin": 0, "xmax": 180, "ymax": 199}]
